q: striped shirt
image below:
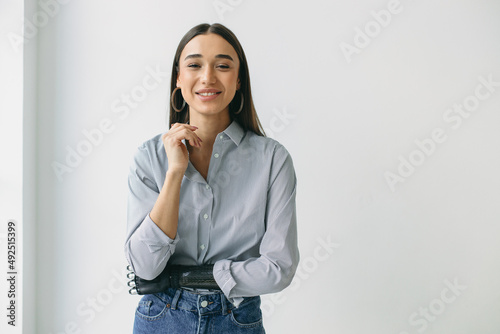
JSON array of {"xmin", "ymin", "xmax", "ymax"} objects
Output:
[{"xmin": 124, "ymin": 121, "xmax": 299, "ymax": 306}]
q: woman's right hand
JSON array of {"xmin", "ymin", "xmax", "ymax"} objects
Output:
[{"xmin": 162, "ymin": 123, "xmax": 202, "ymax": 174}]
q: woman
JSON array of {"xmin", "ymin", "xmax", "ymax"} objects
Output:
[{"xmin": 125, "ymin": 23, "xmax": 299, "ymax": 333}]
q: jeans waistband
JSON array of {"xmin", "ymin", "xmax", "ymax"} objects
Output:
[
  {"xmin": 181, "ymin": 287, "xmax": 222, "ymax": 295},
  {"xmin": 167, "ymin": 288, "xmax": 233, "ymax": 315}
]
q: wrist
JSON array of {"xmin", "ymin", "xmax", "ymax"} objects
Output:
[{"xmin": 165, "ymin": 168, "xmax": 185, "ymax": 179}]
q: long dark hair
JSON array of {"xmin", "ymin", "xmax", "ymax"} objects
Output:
[{"xmin": 169, "ymin": 23, "xmax": 265, "ymax": 136}]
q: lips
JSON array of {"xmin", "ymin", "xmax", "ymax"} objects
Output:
[
  {"xmin": 196, "ymin": 88, "xmax": 221, "ymax": 95},
  {"xmin": 195, "ymin": 88, "xmax": 222, "ymax": 101}
]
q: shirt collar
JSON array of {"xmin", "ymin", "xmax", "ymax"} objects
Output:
[
  {"xmin": 179, "ymin": 121, "xmax": 244, "ymax": 147},
  {"xmin": 222, "ymin": 121, "xmax": 245, "ymax": 146}
]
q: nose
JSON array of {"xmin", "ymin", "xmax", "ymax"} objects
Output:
[{"xmin": 201, "ymin": 66, "xmax": 216, "ymax": 85}]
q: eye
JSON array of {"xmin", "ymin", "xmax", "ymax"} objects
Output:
[
  {"xmin": 187, "ymin": 63, "xmax": 200, "ymax": 69},
  {"xmin": 217, "ymin": 64, "xmax": 230, "ymax": 69}
]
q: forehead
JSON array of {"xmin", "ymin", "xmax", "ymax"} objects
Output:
[{"xmin": 180, "ymin": 33, "xmax": 238, "ymax": 61}]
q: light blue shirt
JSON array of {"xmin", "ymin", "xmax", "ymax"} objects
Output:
[{"xmin": 124, "ymin": 121, "xmax": 299, "ymax": 306}]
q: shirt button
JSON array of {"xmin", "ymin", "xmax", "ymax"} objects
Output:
[
  {"xmin": 214, "ymin": 153, "xmax": 219, "ymax": 158},
  {"xmin": 205, "ymin": 184, "xmax": 210, "ymax": 190},
  {"xmin": 200, "ymin": 244, "xmax": 205, "ymax": 250},
  {"xmin": 203, "ymin": 213, "xmax": 209, "ymax": 220},
  {"xmin": 219, "ymin": 135, "xmax": 224, "ymax": 140},
  {"xmin": 201, "ymin": 300, "xmax": 208, "ymax": 308}
]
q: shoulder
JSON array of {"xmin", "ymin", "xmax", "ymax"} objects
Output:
[
  {"xmin": 138, "ymin": 132, "xmax": 164, "ymax": 152},
  {"xmin": 243, "ymin": 133, "xmax": 296, "ymax": 189},
  {"xmin": 244, "ymin": 132, "xmax": 293, "ymax": 161},
  {"xmin": 131, "ymin": 132, "xmax": 167, "ymax": 167}
]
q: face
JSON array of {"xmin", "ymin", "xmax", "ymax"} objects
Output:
[{"xmin": 177, "ymin": 33, "xmax": 240, "ymax": 118}]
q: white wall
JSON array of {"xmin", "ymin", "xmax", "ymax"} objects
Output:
[
  {"xmin": 0, "ymin": 2, "xmax": 25, "ymax": 334},
  {"xmin": 16, "ymin": 0, "xmax": 500, "ymax": 333}
]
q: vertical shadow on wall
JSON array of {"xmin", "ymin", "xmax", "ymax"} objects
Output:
[
  {"xmin": 35, "ymin": 21, "xmax": 59, "ymax": 333},
  {"xmin": 22, "ymin": 6, "xmax": 38, "ymax": 332}
]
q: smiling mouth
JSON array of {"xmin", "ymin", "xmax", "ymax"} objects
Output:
[{"xmin": 197, "ymin": 92, "xmax": 221, "ymax": 96}]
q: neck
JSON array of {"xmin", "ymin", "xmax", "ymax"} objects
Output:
[{"xmin": 188, "ymin": 110, "xmax": 231, "ymax": 149}]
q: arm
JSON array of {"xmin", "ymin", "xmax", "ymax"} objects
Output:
[
  {"xmin": 213, "ymin": 145, "xmax": 300, "ymax": 304},
  {"xmin": 124, "ymin": 124, "xmax": 202, "ymax": 280},
  {"xmin": 149, "ymin": 169, "xmax": 184, "ymax": 239}
]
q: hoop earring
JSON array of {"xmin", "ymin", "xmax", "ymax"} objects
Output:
[
  {"xmin": 171, "ymin": 87, "xmax": 186, "ymax": 112},
  {"xmin": 234, "ymin": 91, "xmax": 244, "ymax": 115}
]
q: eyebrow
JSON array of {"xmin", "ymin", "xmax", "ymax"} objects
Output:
[{"xmin": 184, "ymin": 54, "xmax": 234, "ymax": 61}]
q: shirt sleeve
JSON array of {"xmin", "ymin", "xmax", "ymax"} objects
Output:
[
  {"xmin": 213, "ymin": 144, "xmax": 299, "ymax": 306},
  {"xmin": 124, "ymin": 144, "xmax": 179, "ymax": 280}
]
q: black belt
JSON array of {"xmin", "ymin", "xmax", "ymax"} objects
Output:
[{"xmin": 127, "ymin": 264, "xmax": 219, "ymax": 295}]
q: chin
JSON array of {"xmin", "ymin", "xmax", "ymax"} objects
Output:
[{"xmin": 191, "ymin": 106, "xmax": 229, "ymax": 116}]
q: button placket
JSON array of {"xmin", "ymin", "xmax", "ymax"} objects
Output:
[
  {"xmin": 205, "ymin": 138, "xmax": 224, "ymax": 184},
  {"xmin": 198, "ymin": 187, "xmax": 211, "ymax": 259},
  {"xmin": 198, "ymin": 137, "xmax": 223, "ymax": 261}
]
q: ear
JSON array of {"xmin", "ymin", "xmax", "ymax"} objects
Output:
[
  {"xmin": 176, "ymin": 75, "xmax": 181, "ymax": 88},
  {"xmin": 237, "ymin": 78, "xmax": 241, "ymax": 90}
]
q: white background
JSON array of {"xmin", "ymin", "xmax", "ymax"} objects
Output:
[{"xmin": 1, "ymin": 0, "xmax": 500, "ymax": 333}]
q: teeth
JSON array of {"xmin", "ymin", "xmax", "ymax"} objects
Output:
[{"xmin": 199, "ymin": 92, "xmax": 217, "ymax": 96}]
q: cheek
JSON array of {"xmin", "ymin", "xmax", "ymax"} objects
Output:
[
  {"xmin": 225, "ymin": 73, "xmax": 240, "ymax": 90},
  {"xmin": 178, "ymin": 71, "xmax": 194, "ymax": 86}
]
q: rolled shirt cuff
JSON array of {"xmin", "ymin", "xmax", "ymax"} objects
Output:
[
  {"xmin": 127, "ymin": 213, "xmax": 179, "ymax": 280},
  {"xmin": 213, "ymin": 259, "xmax": 243, "ymax": 307},
  {"xmin": 138, "ymin": 213, "xmax": 179, "ymax": 253}
]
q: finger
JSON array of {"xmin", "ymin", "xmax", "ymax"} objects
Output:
[
  {"xmin": 170, "ymin": 123, "xmax": 197, "ymax": 131},
  {"xmin": 165, "ymin": 127, "xmax": 202, "ymax": 148},
  {"xmin": 171, "ymin": 122, "xmax": 193, "ymax": 129},
  {"xmin": 188, "ymin": 136, "xmax": 201, "ymax": 148},
  {"xmin": 182, "ymin": 130, "xmax": 201, "ymax": 148},
  {"xmin": 166, "ymin": 124, "xmax": 194, "ymax": 137},
  {"xmin": 167, "ymin": 125, "xmax": 198, "ymax": 141}
]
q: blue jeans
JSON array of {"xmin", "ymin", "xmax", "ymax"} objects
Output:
[{"xmin": 133, "ymin": 288, "xmax": 265, "ymax": 334}]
